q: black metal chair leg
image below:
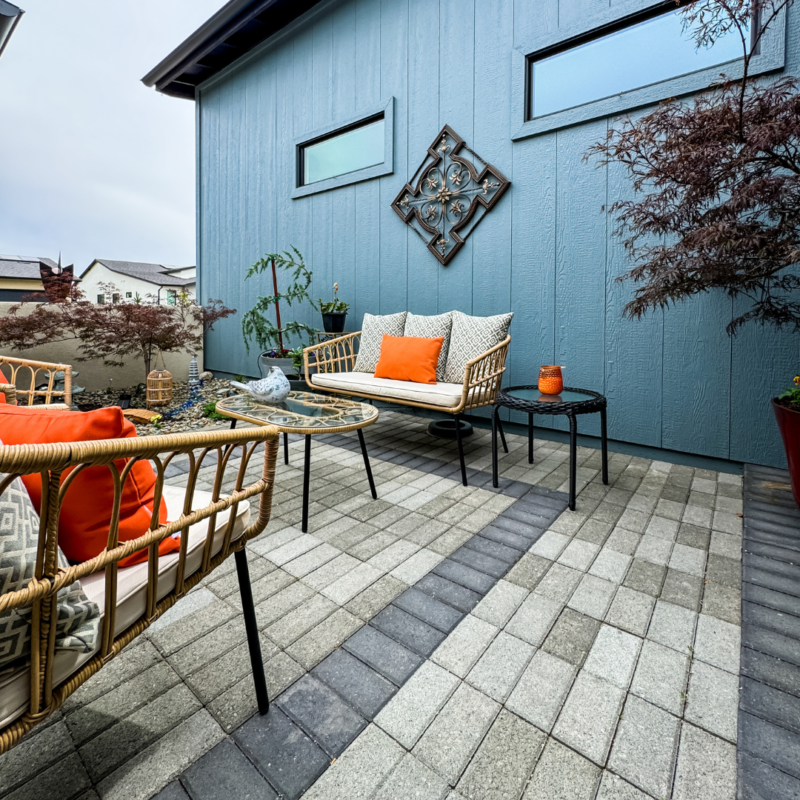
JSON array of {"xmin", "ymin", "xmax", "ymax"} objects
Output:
[
  {"xmin": 454, "ymin": 415, "xmax": 468, "ymax": 487},
  {"xmin": 492, "ymin": 407, "xmax": 499, "ymax": 488},
  {"xmin": 568, "ymin": 414, "xmax": 577, "ymax": 510},
  {"xmin": 283, "ymin": 432, "xmax": 289, "ymax": 465},
  {"xmin": 301, "ymin": 434, "xmax": 311, "ymax": 533},
  {"xmin": 234, "ymin": 548, "xmax": 269, "ymax": 715},
  {"xmin": 528, "ymin": 413, "xmax": 534, "ymax": 464},
  {"xmin": 496, "ymin": 414, "xmax": 509, "ymax": 454},
  {"xmin": 357, "ymin": 428, "xmax": 378, "ymax": 499},
  {"xmin": 600, "ymin": 406, "xmax": 609, "ymax": 485}
]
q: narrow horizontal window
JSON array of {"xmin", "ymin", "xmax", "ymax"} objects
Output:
[
  {"xmin": 300, "ymin": 115, "xmax": 385, "ymax": 187},
  {"xmin": 527, "ymin": 5, "xmax": 748, "ymax": 119}
]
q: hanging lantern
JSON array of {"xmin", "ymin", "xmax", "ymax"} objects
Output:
[{"xmin": 147, "ymin": 352, "xmax": 173, "ymax": 408}]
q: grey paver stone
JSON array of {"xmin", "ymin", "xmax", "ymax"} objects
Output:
[
  {"xmin": 568, "ymin": 574, "xmax": 618, "ymax": 620},
  {"xmin": 623, "ymin": 559, "xmax": 666, "ymax": 597},
  {"xmin": 268, "ymin": 534, "xmax": 323, "ymax": 566},
  {"xmin": 458, "ymin": 709, "xmax": 545, "ymax": 800},
  {"xmin": 534, "ymin": 562, "xmax": 583, "ymax": 604},
  {"xmin": 413, "ymin": 683, "xmax": 500, "ymax": 784},
  {"xmin": 552, "ymin": 671, "xmax": 624, "ymax": 765},
  {"xmin": 583, "ymin": 625, "xmax": 642, "ymax": 689},
  {"xmin": 504, "ymin": 553, "xmax": 551, "ymax": 590},
  {"xmin": 605, "ymin": 587, "xmax": 655, "ymax": 637},
  {"xmin": 673, "ymin": 723, "xmax": 737, "ymax": 800},
  {"xmin": 702, "ymin": 581, "xmax": 741, "ymax": 625},
  {"xmin": 605, "ymin": 528, "xmax": 642, "ymax": 557},
  {"xmin": 255, "ymin": 581, "xmax": 316, "ymax": 629},
  {"xmin": 529, "ymin": 530, "xmax": 570, "ymax": 560},
  {"xmin": 375, "ymin": 661, "xmax": 459, "ymax": 748},
  {"xmin": 431, "ymin": 613, "xmax": 498, "ymax": 677},
  {"xmin": 607, "ymin": 695, "xmax": 681, "ymax": 798},
  {"xmin": 4, "ymin": 752, "xmax": 91, "ymax": 800},
  {"xmin": 630, "ymin": 639, "xmax": 689, "ymax": 716},
  {"xmin": 709, "ymin": 530, "xmax": 742, "ymax": 560},
  {"xmin": 645, "ymin": 515, "xmax": 679, "ymax": 541},
  {"xmin": 543, "ymin": 608, "xmax": 600, "ymax": 666},
  {"xmin": 181, "ymin": 739, "xmax": 276, "ymax": 800},
  {"xmin": 595, "ymin": 772, "xmax": 651, "ymax": 799},
  {"xmin": 685, "ymin": 660, "xmax": 739, "ymax": 742},
  {"xmin": 345, "ymin": 575, "xmax": 407, "ymax": 621},
  {"xmin": 0, "ymin": 722, "xmax": 74, "ymax": 796},
  {"xmin": 392, "ymin": 549, "xmax": 445, "ymax": 584},
  {"xmin": 590, "ymin": 548, "xmax": 632, "ymax": 584},
  {"xmin": 368, "ymin": 539, "xmax": 420, "ymax": 571},
  {"xmin": 303, "ymin": 724, "xmax": 405, "ymax": 800},
  {"xmin": 283, "ymin": 543, "xmax": 340, "ymax": 578},
  {"xmin": 647, "ymin": 600, "xmax": 697, "ymax": 654},
  {"xmin": 693, "ymin": 613, "xmax": 740, "ymax": 674},
  {"xmin": 506, "ymin": 649, "xmax": 576, "ymax": 733},
  {"xmin": 523, "ymin": 738, "xmax": 601, "ymax": 800},
  {"xmin": 505, "ymin": 592, "xmax": 562, "ymax": 647},
  {"xmin": 265, "ymin": 593, "xmax": 337, "ymax": 647},
  {"xmin": 323, "ymin": 562, "xmax": 383, "ymax": 605},
  {"xmin": 374, "ymin": 754, "xmax": 450, "ymax": 800},
  {"xmin": 660, "ymin": 568, "xmax": 704, "ymax": 612},
  {"xmin": 669, "ymin": 543, "xmax": 706, "ymax": 577},
  {"xmin": 302, "ymin": 553, "xmax": 360, "ymax": 591},
  {"xmin": 472, "ymin": 579, "xmax": 528, "ymax": 627},
  {"xmin": 635, "ymin": 535, "xmax": 672, "ymax": 566},
  {"xmin": 466, "ymin": 631, "xmax": 534, "ymax": 702},
  {"xmin": 558, "ymin": 539, "xmax": 600, "ymax": 571}
]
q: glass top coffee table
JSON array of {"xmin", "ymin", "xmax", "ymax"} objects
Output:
[
  {"xmin": 216, "ymin": 391, "xmax": 379, "ymax": 532},
  {"xmin": 492, "ymin": 386, "xmax": 609, "ymax": 510}
]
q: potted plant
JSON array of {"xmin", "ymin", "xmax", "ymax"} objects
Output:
[
  {"xmin": 319, "ymin": 283, "xmax": 349, "ymax": 333},
  {"xmin": 773, "ymin": 375, "xmax": 800, "ymax": 509},
  {"xmin": 241, "ymin": 247, "xmax": 318, "ymax": 375}
]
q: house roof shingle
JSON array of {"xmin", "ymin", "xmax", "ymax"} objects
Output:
[
  {"xmin": 0, "ymin": 255, "xmax": 59, "ymax": 281},
  {"xmin": 92, "ymin": 259, "xmax": 195, "ymax": 288}
]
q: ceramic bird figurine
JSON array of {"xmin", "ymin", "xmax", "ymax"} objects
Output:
[{"xmin": 231, "ymin": 366, "xmax": 291, "ymax": 403}]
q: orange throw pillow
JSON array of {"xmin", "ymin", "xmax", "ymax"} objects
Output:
[
  {"xmin": 374, "ymin": 334, "xmax": 443, "ymax": 384},
  {"xmin": 0, "ymin": 405, "xmax": 172, "ymax": 567},
  {"xmin": 0, "ymin": 393, "xmax": 5, "ymax": 404}
]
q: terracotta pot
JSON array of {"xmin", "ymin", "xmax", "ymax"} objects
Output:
[{"xmin": 773, "ymin": 399, "xmax": 800, "ymax": 509}]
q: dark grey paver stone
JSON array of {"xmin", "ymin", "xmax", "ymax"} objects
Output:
[
  {"xmin": 744, "ymin": 539, "xmax": 800, "ymax": 565},
  {"xmin": 742, "ymin": 646, "xmax": 800, "ymax": 699},
  {"xmin": 312, "ymin": 649, "xmax": 396, "ymax": 719},
  {"xmin": 489, "ymin": 514, "xmax": 543, "ymax": 538},
  {"xmin": 234, "ymin": 706, "xmax": 329, "ymax": 800},
  {"xmin": 623, "ymin": 559, "xmax": 667, "ymax": 597},
  {"xmin": 660, "ymin": 568, "xmax": 704, "ymax": 612},
  {"xmin": 745, "ymin": 566, "xmax": 800, "ymax": 599},
  {"xmin": 542, "ymin": 609, "xmax": 600, "ymax": 667},
  {"xmin": 738, "ymin": 751, "xmax": 800, "ymax": 800},
  {"xmin": 433, "ymin": 559, "xmax": 495, "ymax": 594},
  {"xmin": 744, "ymin": 552, "xmax": 800, "ymax": 582},
  {"xmin": 744, "ymin": 623, "xmax": 800, "ymax": 667},
  {"xmin": 276, "ymin": 675, "xmax": 366, "ymax": 757},
  {"xmin": 181, "ymin": 739, "xmax": 276, "ymax": 800},
  {"xmin": 393, "ymin": 587, "xmax": 464, "ymax": 633},
  {"xmin": 743, "ymin": 600, "xmax": 800, "ymax": 640},
  {"xmin": 152, "ymin": 782, "xmax": 190, "ymax": 800},
  {"xmin": 415, "ymin": 574, "xmax": 482, "ymax": 614},
  {"xmin": 370, "ymin": 605, "xmax": 447, "ymax": 657},
  {"xmin": 343, "ymin": 624, "xmax": 423, "ymax": 686},
  {"xmin": 743, "ymin": 582, "xmax": 800, "ymax": 617},
  {"xmin": 502, "ymin": 503, "xmax": 557, "ymax": 528},
  {"xmin": 740, "ymin": 677, "xmax": 800, "ymax": 737},
  {"xmin": 464, "ymin": 534, "xmax": 523, "ymax": 562},
  {"xmin": 448, "ymin": 546, "xmax": 510, "ymax": 579},
  {"xmin": 739, "ymin": 710, "xmax": 800, "ymax": 781},
  {"xmin": 479, "ymin": 525, "xmax": 534, "ymax": 551}
]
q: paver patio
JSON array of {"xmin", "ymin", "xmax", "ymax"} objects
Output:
[{"xmin": 0, "ymin": 410, "xmax": 752, "ymax": 799}]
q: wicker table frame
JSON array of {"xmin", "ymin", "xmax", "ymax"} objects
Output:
[{"xmin": 492, "ymin": 385, "xmax": 609, "ymax": 510}]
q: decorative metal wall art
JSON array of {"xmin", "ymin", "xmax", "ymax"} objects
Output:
[{"xmin": 391, "ymin": 125, "xmax": 510, "ymax": 266}]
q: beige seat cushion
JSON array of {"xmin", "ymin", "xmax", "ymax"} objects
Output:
[
  {"xmin": 0, "ymin": 485, "xmax": 250, "ymax": 728},
  {"xmin": 311, "ymin": 371, "xmax": 464, "ymax": 408}
]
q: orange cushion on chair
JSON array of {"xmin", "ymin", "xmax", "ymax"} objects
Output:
[
  {"xmin": 0, "ymin": 394, "xmax": 5, "ymax": 404},
  {"xmin": 0, "ymin": 405, "xmax": 172, "ymax": 567},
  {"xmin": 374, "ymin": 334, "xmax": 444, "ymax": 385}
]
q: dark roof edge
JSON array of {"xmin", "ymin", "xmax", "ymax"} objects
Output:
[{"xmin": 141, "ymin": 0, "xmax": 254, "ymax": 88}]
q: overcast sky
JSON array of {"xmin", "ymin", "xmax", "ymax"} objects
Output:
[{"xmin": 0, "ymin": 0, "xmax": 224, "ymax": 275}]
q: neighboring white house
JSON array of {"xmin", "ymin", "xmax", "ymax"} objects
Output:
[{"xmin": 80, "ymin": 259, "xmax": 196, "ymax": 305}]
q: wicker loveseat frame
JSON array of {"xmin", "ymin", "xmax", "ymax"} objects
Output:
[
  {"xmin": 0, "ymin": 355, "xmax": 73, "ymax": 407},
  {"xmin": 0, "ymin": 421, "xmax": 280, "ymax": 754},
  {"xmin": 304, "ymin": 331, "xmax": 511, "ymax": 485}
]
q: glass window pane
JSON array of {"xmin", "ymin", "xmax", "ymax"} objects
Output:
[
  {"xmin": 303, "ymin": 118, "xmax": 384, "ymax": 185},
  {"xmin": 530, "ymin": 9, "xmax": 746, "ymax": 118}
]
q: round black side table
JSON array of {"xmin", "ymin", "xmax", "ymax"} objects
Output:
[{"xmin": 492, "ymin": 386, "xmax": 609, "ymax": 510}]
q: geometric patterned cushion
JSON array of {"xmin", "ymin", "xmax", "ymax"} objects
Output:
[
  {"xmin": 443, "ymin": 311, "xmax": 513, "ymax": 383},
  {"xmin": 354, "ymin": 312, "xmax": 407, "ymax": 373},
  {"xmin": 0, "ymin": 473, "xmax": 100, "ymax": 670},
  {"xmin": 404, "ymin": 312, "xmax": 453, "ymax": 382}
]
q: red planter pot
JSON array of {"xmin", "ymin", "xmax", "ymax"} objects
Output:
[{"xmin": 773, "ymin": 399, "xmax": 800, "ymax": 509}]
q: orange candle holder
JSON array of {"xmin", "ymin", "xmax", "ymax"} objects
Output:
[{"xmin": 538, "ymin": 365, "xmax": 564, "ymax": 395}]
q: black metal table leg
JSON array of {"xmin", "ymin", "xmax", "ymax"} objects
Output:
[
  {"xmin": 357, "ymin": 428, "xmax": 378, "ymax": 499},
  {"xmin": 496, "ymin": 414, "xmax": 509, "ymax": 454},
  {"xmin": 600, "ymin": 406, "xmax": 609, "ymax": 485},
  {"xmin": 283, "ymin": 432, "xmax": 289, "ymax": 465},
  {"xmin": 568, "ymin": 414, "xmax": 577, "ymax": 511},
  {"xmin": 301, "ymin": 434, "xmax": 311, "ymax": 533},
  {"xmin": 454, "ymin": 414, "xmax": 468, "ymax": 486},
  {"xmin": 235, "ymin": 548, "xmax": 269, "ymax": 715},
  {"xmin": 528, "ymin": 413, "xmax": 534, "ymax": 464},
  {"xmin": 492, "ymin": 406, "xmax": 499, "ymax": 488},
  {"xmin": 223, "ymin": 418, "xmax": 238, "ymax": 458}
]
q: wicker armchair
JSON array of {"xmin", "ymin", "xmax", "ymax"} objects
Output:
[
  {"xmin": 303, "ymin": 331, "xmax": 510, "ymax": 485},
  {"xmin": 0, "ymin": 355, "xmax": 73, "ymax": 407},
  {"xmin": 0, "ymin": 424, "xmax": 280, "ymax": 753}
]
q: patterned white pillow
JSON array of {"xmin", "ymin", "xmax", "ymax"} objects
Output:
[
  {"xmin": 443, "ymin": 311, "xmax": 513, "ymax": 383},
  {"xmin": 0, "ymin": 473, "xmax": 100, "ymax": 670},
  {"xmin": 404, "ymin": 312, "xmax": 453, "ymax": 382},
  {"xmin": 354, "ymin": 312, "xmax": 407, "ymax": 373}
]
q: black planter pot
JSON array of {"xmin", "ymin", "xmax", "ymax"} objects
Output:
[{"xmin": 322, "ymin": 312, "xmax": 347, "ymax": 333}]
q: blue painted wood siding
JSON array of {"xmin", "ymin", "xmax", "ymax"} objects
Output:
[{"xmin": 197, "ymin": 0, "xmax": 799, "ymax": 468}]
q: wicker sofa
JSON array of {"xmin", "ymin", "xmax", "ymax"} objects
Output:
[
  {"xmin": 303, "ymin": 319, "xmax": 510, "ymax": 486},
  {"xmin": 0, "ymin": 355, "xmax": 73, "ymax": 408},
  {"xmin": 0, "ymin": 362, "xmax": 280, "ymax": 754}
]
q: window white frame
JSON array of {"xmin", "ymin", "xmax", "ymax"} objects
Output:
[{"xmin": 511, "ymin": 0, "xmax": 787, "ymax": 140}]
